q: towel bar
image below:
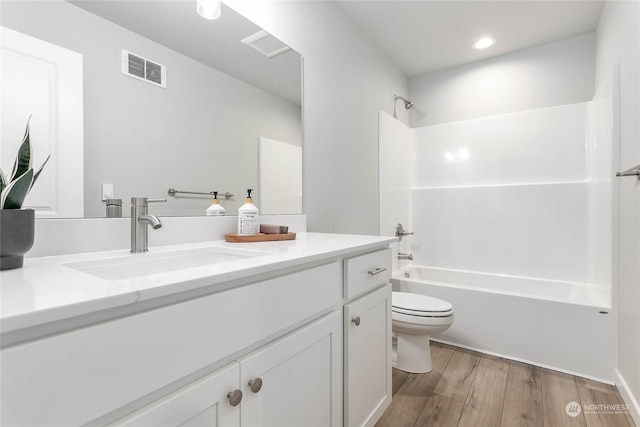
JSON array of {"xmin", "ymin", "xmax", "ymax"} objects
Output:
[
  {"xmin": 168, "ymin": 188, "xmax": 234, "ymax": 199},
  {"xmin": 616, "ymin": 165, "xmax": 640, "ymax": 181}
]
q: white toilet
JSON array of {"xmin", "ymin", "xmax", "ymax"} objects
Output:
[{"xmin": 391, "ymin": 291, "xmax": 454, "ymax": 373}]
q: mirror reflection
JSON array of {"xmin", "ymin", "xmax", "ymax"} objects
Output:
[{"xmin": 0, "ymin": 0, "xmax": 302, "ymax": 218}]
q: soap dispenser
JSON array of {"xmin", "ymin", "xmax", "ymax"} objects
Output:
[
  {"xmin": 237, "ymin": 189, "xmax": 259, "ymax": 235},
  {"xmin": 206, "ymin": 192, "xmax": 226, "ymax": 216}
]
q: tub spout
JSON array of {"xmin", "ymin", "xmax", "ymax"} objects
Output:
[{"xmin": 398, "ymin": 252, "xmax": 413, "ymax": 261}]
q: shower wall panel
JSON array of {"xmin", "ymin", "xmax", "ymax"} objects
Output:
[
  {"xmin": 411, "ymin": 184, "xmax": 588, "ymax": 282},
  {"xmin": 411, "ymin": 103, "xmax": 588, "ymax": 188},
  {"xmin": 408, "ymin": 102, "xmax": 597, "ymax": 284},
  {"xmin": 585, "ymin": 74, "xmax": 616, "ymax": 292}
]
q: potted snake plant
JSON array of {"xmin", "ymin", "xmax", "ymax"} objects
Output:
[{"xmin": 0, "ymin": 117, "xmax": 50, "ymax": 270}]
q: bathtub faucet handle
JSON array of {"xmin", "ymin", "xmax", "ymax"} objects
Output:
[{"xmin": 396, "ymin": 223, "xmax": 414, "ymax": 241}]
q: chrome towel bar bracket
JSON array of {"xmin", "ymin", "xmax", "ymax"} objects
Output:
[{"xmin": 616, "ymin": 164, "xmax": 640, "ymax": 181}]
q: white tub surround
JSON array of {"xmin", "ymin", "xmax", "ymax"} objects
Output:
[
  {"xmin": 405, "ymin": 100, "xmax": 614, "ymax": 285},
  {"xmin": 1, "ymin": 232, "xmax": 395, "ymax": 426}
]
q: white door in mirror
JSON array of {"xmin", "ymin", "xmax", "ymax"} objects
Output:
[{"xmin": 1, "ymin": 27, "xmax": 84, "ymax": 218}]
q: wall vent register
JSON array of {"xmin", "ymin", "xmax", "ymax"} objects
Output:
[{"xmin": 121, "ymin": 49, "xmax": 166, "ymax": 88}]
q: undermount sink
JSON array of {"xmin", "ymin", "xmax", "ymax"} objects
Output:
[{"xmin": 63, "ymin": 246, "xmax": 273, "ymax": 280}]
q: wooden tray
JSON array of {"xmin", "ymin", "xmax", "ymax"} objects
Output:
[{"xmin": 225, "ymin": 232, "xmax": 296, "ymax": 243}]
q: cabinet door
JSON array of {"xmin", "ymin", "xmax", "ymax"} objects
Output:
[
  {"xmin": 238, "ymin": 312, "xmax": 343, "ymax": 427},
  {"xmin": 111, "ymin": 363, "xmax": 241, "ymax": 427},
  {"xmin": 344, "ymin": 284, "xmax": 392, "ymax": 427}
]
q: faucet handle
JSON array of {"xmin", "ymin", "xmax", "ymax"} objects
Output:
[
  {"xmin": 131, "ymin": 197, "xmax": 167, "ymax": 206},
  {"xmin": 395, "ymin": 223, "xmax": 414, "ymax": 241}
]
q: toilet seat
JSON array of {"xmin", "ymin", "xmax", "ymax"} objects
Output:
[{"xmin": 392, "ymin": 292, "xmax": 453, "ymax": 317}]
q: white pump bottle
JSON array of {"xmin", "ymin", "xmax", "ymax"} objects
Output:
[
  {"xmin": 237, "ymin": 189, "xmax": 259, "ymax": 235},
  {"xmin": 206, "ymin": 192, "xmax": 226, "ymax": 216}
]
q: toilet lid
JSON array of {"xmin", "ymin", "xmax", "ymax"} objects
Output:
[{"xmin": 392, "ymin": 292, "xmax": 453, "ymax": 315}]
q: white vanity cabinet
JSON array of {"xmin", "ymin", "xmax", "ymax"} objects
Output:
[
  {"xmin": 343, "ymin": 249, "xmax": 393, "ymax": 427},
  {"xmin": 115, "ymin": 312, "xmax": 342, "ymax": 427},
  {"xmin": 1, "ymin": 235, "xmax": 395, "ymax": 427},
  {"xmin": 1, "ymin": 262, "xmax": 342, "ymax": 426}
]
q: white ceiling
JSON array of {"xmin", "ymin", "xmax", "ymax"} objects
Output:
[
  {"xmin": 336, "ymin": 0, "xmax": 605, "ymax": 78},
  {"xmin": 68, "ymin": 1, "xmax": 604, "ymax": 100}
]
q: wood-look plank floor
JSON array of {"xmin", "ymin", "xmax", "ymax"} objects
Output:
[{"xmin": 376, "ymin": 342, "xmax": 636, "ymax": 427}]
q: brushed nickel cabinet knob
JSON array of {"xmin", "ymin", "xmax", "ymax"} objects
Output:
[
  {"xmin": 248, "ymin": 377, "xmax": 263, "ymax": 393},
  {"xmin": 227, "ymin": 389, "xmax": 242, "ymax": 407}
]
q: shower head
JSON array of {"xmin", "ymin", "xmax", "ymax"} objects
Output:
[
  {"xmin": 393, "ymin": 95, "xmax": 414, "ymax": 118},
  {"xmin": 398, "ymin": 96, "xmax": 413, "ymax": 110}
]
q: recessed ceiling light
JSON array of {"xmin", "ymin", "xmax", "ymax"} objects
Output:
[
  {"xmin": 197, "ymin": 0, "xmax": 221, "ymax": 20},
  {"xmin": 473, "ymin": 37, "xmax": 496, "ymax": 50}
]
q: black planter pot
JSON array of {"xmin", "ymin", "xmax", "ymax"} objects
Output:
[{"xmin": 1, "ymin": 209, "xmax": 35, "ymax": 270}]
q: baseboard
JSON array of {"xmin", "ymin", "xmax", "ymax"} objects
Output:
[{"xmin": 615, "ymin": 369, "xmax": 640, "ymax": 426}]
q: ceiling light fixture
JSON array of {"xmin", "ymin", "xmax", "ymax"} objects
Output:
[
  {"xmin": 197, "ymin": 0, "xmax": 221, "ymax": 20},
  {"xmin": 473, "ymin": 37, "xmax": 496, "ymax": 50}
]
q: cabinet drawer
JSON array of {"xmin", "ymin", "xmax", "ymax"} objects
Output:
[
  {"xmin": 1, "ymin": 262, "xmax": 341, "ymax": 426},
  {"xmin": 344, "ymin": 249, "xmax": 391, "ymax": 299}
]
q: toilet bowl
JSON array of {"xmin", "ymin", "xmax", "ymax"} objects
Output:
[{"xmin": 391, "ymin": 291, "xmax": 454, "ymax": 373}]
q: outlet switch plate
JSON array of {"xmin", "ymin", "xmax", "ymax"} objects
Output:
[{"xmin": 101, "ymin": 184, "xmax": 114, "ymax": 201}]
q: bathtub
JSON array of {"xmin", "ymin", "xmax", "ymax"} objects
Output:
[{"xmin": 392, "ymin": 265, "xmax": 617, "ymax": 382}]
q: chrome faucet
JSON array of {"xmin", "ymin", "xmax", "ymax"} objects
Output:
[
  {"xmin": 398, "ymin": 252, "xmax": 414, "ymax": 261},
  {"xmin": 131, "ymin": 197, "xmax": 166, "ymax": 253}
]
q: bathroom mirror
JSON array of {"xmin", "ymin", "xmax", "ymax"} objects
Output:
[{"xmin": 0, "ymin": 0, "xmax": 302, "ymax": 218}]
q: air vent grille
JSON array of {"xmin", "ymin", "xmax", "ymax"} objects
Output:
[
  {"xmin": 121, "ymin": 50, "xmax": 166, "ymax": 88},
  {"xmin": 241, "ymin": 30, "xmax": 291, "ymax": 58}
]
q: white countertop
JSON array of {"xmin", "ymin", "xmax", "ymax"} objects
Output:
[{"xmin": 1, "ymin": 232, "xmax": 395, "ymax": 334}]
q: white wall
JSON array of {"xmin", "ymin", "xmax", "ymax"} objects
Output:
[
  {"xmin": 1, "ymin": 1, "xmax": 302, "ymax": 217},
  {"xmin": 227, "ymin": 0, "xmax": 409, "ymax": 234},
  {"xmin": 596, "ymin": 0, "xmax": 640, "ymax": 422},
  {"xmin": 409, "ymin": 33, "xmax": 596, "ymax": 127}
]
